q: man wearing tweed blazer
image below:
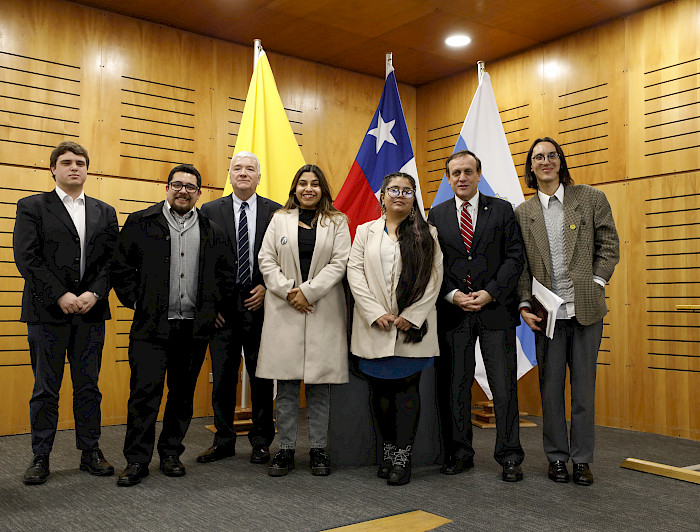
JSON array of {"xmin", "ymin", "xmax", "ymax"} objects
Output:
[{"xmin": 515, "ymin": 137, "xmax": 619, "ymax": 486}]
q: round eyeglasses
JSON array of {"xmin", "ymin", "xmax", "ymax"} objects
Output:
[{"xmin": 386, "ymin": 187, "xmax": 415, "ymax": 199}]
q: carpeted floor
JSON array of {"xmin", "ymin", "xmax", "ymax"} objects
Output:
[{"xmin": 0, "ymin": 413, "xmax": 697, "ymax": 532}]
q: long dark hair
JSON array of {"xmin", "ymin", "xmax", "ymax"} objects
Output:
[
  {"xmin": 523, "ymin": 137, "xmax": 574, "ymax": 190},
  {"xmin": 381, "ymin": 172, "xmax": 435, "ymax": 343},
  {"xmin": 282, "ymin": 164, "xmax": 345, "ymax": 226}
]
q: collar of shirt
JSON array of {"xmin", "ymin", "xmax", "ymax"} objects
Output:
[
  {"xmin": 55, "ymin": 186, "xmax": 85, "ymax": 206},
  {"xmin": 455, "ymin": 190, "xmax": 479, "ymax": 214},
  {"xmin": 162, "ymin": 201, "xmax": 197, "ymax": 230},
  {"xmin": 538, "ymin": 183, "xmax": 564, "ymax": 209},
  {"xmin": 232, "ymin": 192, "xmax": 257, "ymax": 214}
]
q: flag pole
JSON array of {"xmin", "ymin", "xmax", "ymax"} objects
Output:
[
  {"xmin": 477, "ymin": 60, "xmax": 485, "ymax": 85},
  {"xmin": 254, "ymin": 39, "xmax": 262, "ymax": 68},
  {"xmin": 385, "ymin": 52, "xmax": 393, "ymax": 79},
  {"xmin": 239, "ymin": 39, "xmax": 263, "ymax": 410}
]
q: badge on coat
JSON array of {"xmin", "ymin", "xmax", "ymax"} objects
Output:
[{"xmin": 281, "ymin": 236, "xmax": 288, "ymax": 245}]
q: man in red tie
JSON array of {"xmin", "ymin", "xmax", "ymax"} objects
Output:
[{"xmin": 428, "ymin": 150, "xmax": 525, "ymax": 482}]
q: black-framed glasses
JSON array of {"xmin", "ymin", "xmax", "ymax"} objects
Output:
[
  {"xmin": 532, "ymin": 153, "xmax": 560, "ymax": 162},
  {"xmin": 386, "ymin": 187, "xmax": 415, "ymax": 199},
  {"xmin": 169, "ymin": 181, "xmax": 200, "ymax": 193}
]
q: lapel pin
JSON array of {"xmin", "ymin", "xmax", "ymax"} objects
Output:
[
  {"xmin": 484, "ymin": 206, "xmax": 488, "ymax": 210},
  {"xmin": 281, "ymin": 236, "xmax": 288, "ymax": 245},
  {"xmin": 570, "ymin": 224, "xmax": 576, "ymax": 230}
]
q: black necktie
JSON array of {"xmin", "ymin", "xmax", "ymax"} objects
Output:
[{"xmin": 237, "ymin": 202, "xmax": 251, "ymax": 286}]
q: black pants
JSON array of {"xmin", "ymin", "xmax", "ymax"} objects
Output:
[
  {"xmin": 437, "ymin": 315, "xmax": 524, "ymax": 465},
  {"xmin": 209, "ymin": 290, "xmax": 274, "ymax": 448},
  {"xmin": 27, "ymin": 320, "xmax": 105, "ymax": 455},
  {"xmin": 366, "ymin": 372, "xmax": 422, "ymax": 450},
  {"xmin": 123, "ymin": 320, "xmax": 207, "ymax": 464}
]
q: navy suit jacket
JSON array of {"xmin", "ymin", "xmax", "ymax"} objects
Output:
[
  {"xmin": 428, "ymin": 194, "xmax": 524, "ymax": 330},
  {"xmin": 13, "ymin": 190, "xmax": 119, "ymax": 324},
  {"xmin": 200, "ymin": 193, "xmax": 281, "ymax": 289}
]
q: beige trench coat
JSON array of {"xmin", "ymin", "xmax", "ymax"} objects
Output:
[
  {"xmin": 256, "ymin": 209, "xmax": 351, "ymax": 384},
  {"xmin": 347, "ymin": 218, "xmax": 443, "ymax": 360}
]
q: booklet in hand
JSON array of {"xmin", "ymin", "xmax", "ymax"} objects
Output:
[{"xmin": 531, "ymin": 277, "xmax": 564, "ymax": 339}]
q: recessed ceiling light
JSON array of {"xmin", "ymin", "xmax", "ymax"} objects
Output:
[{"xmin": 445, "ymin": 35, "xmax": 471, "ymax": 47}]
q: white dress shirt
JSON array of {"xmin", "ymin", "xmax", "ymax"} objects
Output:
[
  {"xmin": 232, "ymin": 192, "xmax": 258, "ymax": 275},
  {"xmin": 446, "ymin": 190, "xmax": 480, "ymax": 303},
  {"xmin": 55, "ymin": 186, "xmax": 86, "ymax": 279}
]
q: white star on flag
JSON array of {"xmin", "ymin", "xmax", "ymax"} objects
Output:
[{"xmin": 367, "ymin": 111, "xmax": 397, "ymax": 154}]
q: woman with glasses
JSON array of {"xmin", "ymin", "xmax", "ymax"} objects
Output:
[
  {"xmin": 347, "ymin": 172, "xmax": 443, "ymax": 485},
  {"xmin": 256, "ymin": 164, "xmax": 350, "ymax": 477}
]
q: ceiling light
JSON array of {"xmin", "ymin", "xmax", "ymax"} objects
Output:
[{"xmin": 445, "ymin": 35, "xmax": 471, "ymax": 47}]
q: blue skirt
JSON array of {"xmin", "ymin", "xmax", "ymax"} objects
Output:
[{"xmin": 359, "ymin": 356, "xmax": 434, "ymax": 379}]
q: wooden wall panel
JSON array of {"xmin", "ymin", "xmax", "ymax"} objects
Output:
[
  {"xmin": 0, "ymin": 0, "xmax": 416, "ymax": 436},
  {"xmin": 417, "ymin": 1, "xmax": 699, "ymax": 441}
]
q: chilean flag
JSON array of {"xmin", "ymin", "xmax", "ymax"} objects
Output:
[{"xmin": 334, "ymin": 66, "xmax": 425, "ymax": 238}]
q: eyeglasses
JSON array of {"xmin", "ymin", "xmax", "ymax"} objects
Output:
[
  {"xmin": 386, "ymin": 187, "xmax": 415, "ymax": 199},
  {"xmin": 169, "ymin": 181, "xmax": 200, "ymax": 193},
  {"xmin": 532, "ymin": 153, "xmax": 560, "ymax": 162}
]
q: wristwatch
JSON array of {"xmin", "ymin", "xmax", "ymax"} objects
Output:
[{"xmin": 93, "ymin": 292, "xmax": 101, "ymax": 300}]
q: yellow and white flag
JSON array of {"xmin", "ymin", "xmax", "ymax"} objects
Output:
[{"xmin": 223, "ymin": 46, "xmax": 305, "ymax": 202}]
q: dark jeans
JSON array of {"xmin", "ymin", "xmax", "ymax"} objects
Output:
[
  {"xmin": 209, "ymin": 293, "xmax": 274, "ymax": 448},
  {"xmin": 123, "ymin": 320, "xmax": 207, "ymax": 464},
  {"xmin": 437, "ymin": 315, "xmax": 524, "ymax": 465},
  {"xmin": 27, "ymin": 320, "xmax": 105, "ymax": 455}
]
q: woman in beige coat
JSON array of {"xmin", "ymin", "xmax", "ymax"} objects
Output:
[
  {"xmin": 257, "ymin": 164, "xmax": 350, "ymax": 477},
  {"xmin": 347, "ymin": 172, "xmax": 443, "ymax": 486}
]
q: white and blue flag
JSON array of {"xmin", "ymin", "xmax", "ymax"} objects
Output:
[{"xmin": 431, "ymin": 71, "xmax": 536, "ymax": 399}]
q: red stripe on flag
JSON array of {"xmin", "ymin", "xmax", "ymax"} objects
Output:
[{"xmin": 334, "ymin": 160, "xmax": 381, "ymax": 240}]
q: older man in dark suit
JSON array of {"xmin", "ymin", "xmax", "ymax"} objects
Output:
[
  {"xmin": 428, "ymin": 149, "xmax": 525, "ymax": 482},
  {"xmin": 14, "ymin": 141, "xmax": 119, "ymax": 485},
  {"xmin": 516, "ymin": 137, "xmax": 619, "ymax": 486},
  {"xmin": 197, "ymin": 151, "xmax": 280, "ymax": 465}
]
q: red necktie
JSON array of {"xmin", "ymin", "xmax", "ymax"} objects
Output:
[{"xmin": 460, "ymin": 203, "xmax": 473, "ymax": 291}]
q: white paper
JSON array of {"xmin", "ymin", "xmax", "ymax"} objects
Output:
[{"xmin": 532, "ymin": 277, "xmax": 565, "ymax": 339}]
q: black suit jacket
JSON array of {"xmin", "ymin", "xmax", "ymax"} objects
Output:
[
  {"xmin": 13, "ymin": 190, "xmax": 118, "ymax": 324},
  {"xmin": 428, "ymin": 194, "xmax": 524, "ymax": 330},
  {"xmin": 200, "ymin": 193, "xmax": 281, "ymax": 289},
  {"xmin": 111, "ymin": 201, "xmax": 236, "ymax": 341}
]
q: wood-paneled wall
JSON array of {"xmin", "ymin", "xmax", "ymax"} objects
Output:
[
  {"xmin": 0, "ymin": 0, "xmax": 416, "ymax": 436},
  {"xmin": 1, "ymin": 0, "xmax": 697, "ymax": 443},
  {"xmin": 417, "ymin": 0, "xmax": 699, "ymax": 440}
]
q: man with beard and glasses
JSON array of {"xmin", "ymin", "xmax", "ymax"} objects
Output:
[{"xmin": 111, "ymin": 164, "xmax": 235, "ymax": 486}]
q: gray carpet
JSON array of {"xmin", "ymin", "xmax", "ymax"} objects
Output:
[{"xmin": 0, "ymin": 413, "xmax": 698, "ymax": 532}]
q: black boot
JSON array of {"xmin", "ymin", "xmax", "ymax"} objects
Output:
[
  {"xmin": 377, "ymin": 442, "xmax": 396, "ymax": 479},
  {"xmin": 268, "ymin": 449, "xmax": 295, "ymax": 477},
  {"xmin": 387, "ymin": 445, "xmax": 412, "ymax": 486},
  {"xmin": 310, "ymin": 448, "xmax": 331, "ymax": 476}
]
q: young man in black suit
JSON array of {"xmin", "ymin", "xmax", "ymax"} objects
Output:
[
  {"xmin": 427, "ymin": 150, "xmax": 525, "ymax": 482},
  {"xmin": 197, "ymin": 151, "xmax": 280, "ymax": 465},
  {"xmin": 13, "ymin": 141, "xmax": 119, "ymax": 484}
]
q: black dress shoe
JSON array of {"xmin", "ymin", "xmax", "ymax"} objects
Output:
[
  {"xmin": 160, "ymin": 455, "xmax": 186, "ymax": 477},
  {"xmin": 377, "ymin": 443, "xmax": 396, "ymax": 479},
  {"xmin": 117, "ymin": 463, "xmax": 149, "ymax": 487},
  {"xmin": 23, "ymin": 454, "xmax": 49, "ymax": 485},
  {"xmin": 310, "ymin": 448, "xmax": 331, "ymax": 476},
  {"xmin": 387, "ymin": 445, "xmax": 412, "ymax": 486},
  {"xmin": 440, "ymin": 455, "xmax": 474, "ymax": 475},
  {"xmin": 548, "ymin": 460, "xmax": 570, "ymax": 483},
  {"xmin": 573, "ymin": 463, "xmax": 594, "ymax": 486},
  {"xmin": 80, "ymin": 448, "xmax": 114, "ymax": 476},
  {"xmin": 502, "ymin": 460, "xmax": 523, "ymax": 482},
  {"xmin": 196, "ymin": 444, "xmax": 236, "ymax": 464},
  {"xmin": 250, "ymin": 445, "xmax": 270, "ymax": 464},
  {"xmin": 268, "ymin": 449, "xmax": 295, "ymax": 477}
]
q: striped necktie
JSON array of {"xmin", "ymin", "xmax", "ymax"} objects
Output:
[
  {"xmin": 460, "ymin": 202, "xmax": 473, "ymax": 291},
  {"xmin": 237, "ymin": 201, "xmax": 251, "ymax": 286}
]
